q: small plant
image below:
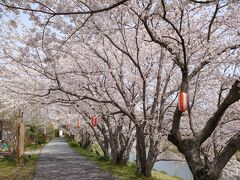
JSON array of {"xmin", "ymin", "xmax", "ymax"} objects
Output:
[
  {"xmin": 19, "ymin": 154, "xmax": 30, "ymax": 166},
  {"xmin": 69, "ymin": 141, "xmax": 79, "ymax": 148}
]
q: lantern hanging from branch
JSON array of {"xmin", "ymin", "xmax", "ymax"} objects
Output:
[
  {"xmin": 178, "ymin": 91, "xmax": 188, "ymax": 112},
  {"xmin": 77, "ymin": 120, "xmax": 80, "ymax": 128},
  {"xmin": 91, "ymin": 116, "xmax": 97, "ymax": 127}
]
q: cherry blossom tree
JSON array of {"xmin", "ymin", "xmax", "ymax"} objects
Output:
[
  {"xmin": 0, "ymin": 0, "xmax": 239, "ymax": 179},
  {"xmin": 132, "ymin": 1, "xmax": 240, "ymax": 179}
]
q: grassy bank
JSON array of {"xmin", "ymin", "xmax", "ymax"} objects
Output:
[
  {"xmin": 68, "ymin": 141, "xmax": 182, "ymax": 180},
  {"xmin": 0, "ymin": 155, "xmax": 39, "ymax": 180},
  {"xmin": 0, "ymin": 158, "xmax": 16, "ymax": 178},
  {"xmin": 0, "ymin": 143, "xmax": 43, "ymax": 180},
  {"xmin": 25, "ymin": 143, "xmax": 45, "ymax": 151}
]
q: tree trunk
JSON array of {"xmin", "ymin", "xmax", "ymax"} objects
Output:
[
  {"xmin": 169, "ymin": 136, "xmax": 235, "ymax": 180},
  {"xmin": 180, "ymin": 140, "xmax": 222, "ymax": 180},
  {"xmin": 145, "ymin": 147, "xmax": 159, "ymax": 177},
  {"xmin": 111, "ymin": 150, "xmax": 129, "ymax": 164},
  {"xmin": 136, "ymin": 125, "xmax": 147, "ymax": 176},
  {"xmin": 192, "ymin": 171, "xmax": 220, "ymax": 180},
  {"xmin": 109, "ymin": 135, "xmax": 134, "ymax": 165},
  {"xmin": 0, "ymin": 121, "xmax": 2, "ymax": 140},
  {"xmin": 102, "ymin": 147, "xmax": 109, "ymax": 158},
  {"xmin": 145, "ymin": 155, "xmax": 156, "ymax": 177},
  {"xmin": 94, "ymin": 135, "xmax": 109, "ymax": 158}
]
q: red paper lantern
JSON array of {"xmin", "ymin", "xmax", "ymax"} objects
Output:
[
  {"xmin": 77, "ymin": 120, "xmax": 80, "ymax": 128},
  {"xmin": 91, "ymin": 116, "xmax": 97, "ymax": 127},
  {"xmin": 178, "ymin": 91, "xmax": 188, "ymax": 112}
]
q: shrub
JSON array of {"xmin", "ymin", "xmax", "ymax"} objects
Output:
[{"xmin": 69, "ymin": 141, "xmax": 79, "ymax": 148}]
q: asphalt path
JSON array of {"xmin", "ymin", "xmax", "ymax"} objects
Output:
[{"xmin": 33, "ymin": 138, "xmax": 118, "ymax": 180}]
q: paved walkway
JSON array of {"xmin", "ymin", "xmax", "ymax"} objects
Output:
[{"xmin": 34, "ymin": 138, "xmax": 117, "ymax": 180}]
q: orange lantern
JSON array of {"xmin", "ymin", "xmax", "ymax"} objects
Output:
[
  {"xmin": 77, "ymin": 120, "xmax": 80, "ymax": 128},
  {"xmin": 91, "ymin": 115, "xmax": 97, "ymax": 127},
  {"xmin": 178, "ymin": 91, "xmax": 188, "ymax": 112}
]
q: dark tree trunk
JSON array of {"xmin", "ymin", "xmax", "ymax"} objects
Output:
[
  {"xmin": 136, "ymin": 125, "xmax": 147, "ymax": 176},
  {"xmin": 109, "ymin": 131, "xmax": 134, "ymax": 165},
  {"xmin": 79, "ymin": 130, "xmax": 92, "ymax": 149},
  {"xmin": 111, "ymin": 150, "xmax": 129, "ymax": 164},
  {"xmin": 102, "ymin": 146, "xmax": 110, "ymax": 158},
  {"xmin": 113, "ymin": 139, "xmax": 134, "ymax": 165},
  {"xmin": 102, "ymin": 114, "xmax": 135, "ymax": 165},
  {"xmin": 96, "ymin": 137, "xmax": 109, "ymax": 158},
  {"xmin": 135, "ymin": 124, "xmax": 161, "ymax": 177},
  {"xmin": 169, "ymin": 136, "xmax": 240, "ymax": 180},
  {"xmin": 93, "ymin": 133, "xmax": 110, "ymax": 158},
  {"xmin": 168, "ymin": 137, "xmax": 223, "ymax": 180},
  {"xmin": 79, "ymin": 138, "xmax": 92, "ymax": 149},
  {"xmin": 145, "ymin": 147, "xmax": 159, "ymax": 177},
  {"xmin": 145, "ymin": 155, "xmax": 156, "ymax": 177}
]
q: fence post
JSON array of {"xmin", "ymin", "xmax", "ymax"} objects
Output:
[
  {"xmin": 0, "ymin": 120, "xmax": 2, "ymax": 140},
  {"xmin": 17, "ymin": 121, "xmax": 25, "ymax": 166}
]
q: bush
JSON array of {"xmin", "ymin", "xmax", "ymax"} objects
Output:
[
  {"xmin": 54, "ymin": 129, "xmax": 60, "ymax": 137},
  {"xmin": 25, "ymin": 122, "xmax": 56, "ymax": 148},
  {"xmin": 35, "ymin": 133, "xmax": 47, "ymax": 145},
  {"xmin": 69, "ymin": 141, "xmax": 79, "ymax": 148}
]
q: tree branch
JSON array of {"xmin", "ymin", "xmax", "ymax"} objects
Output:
[
  {"xmin": 213, "ymin": 131, "xmax": 240, "ymax": 174},
  {"xmin": 207, "ymin": 0, "xmax": 220, "ymax": 41},
  {"xmin": 189, "ymin": 0, "xmax": 216, "ymax": 3},
  {"xmin": 196, "ymin": 79, "xmax": 240, "ymax": 145},
  {"xmin": 0, "ymin": 0, "xmax": 128, "ymax": 15}
]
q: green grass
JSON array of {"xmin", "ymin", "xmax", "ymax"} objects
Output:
[
  {"xmin": 25, "ymin": 143, "xmax": 44, "ymax": 151},
  {"xmin": 0, "ymin": 155, "xmax": 39, "ymax": 180},
  {"xmin": 0, "ymin": 158, "xmax": 16, "ymax": 179},
  {"xmin": 15, "ymin": 155, "xmax": 39, "ymax": 180},
  {"xmin": 68, "ymin": 141, "xmax": 182, "ymax": 180},
  {"xmin": 91, "ymin": 143, "xmax": 104, "ymax": 156}
]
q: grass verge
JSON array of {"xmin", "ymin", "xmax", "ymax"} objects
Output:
[
  {"xmin": 0, "ymin": 158, "xmax": 16, "ymax": 179},
  {"xmin": 0, "ymin": 143, "xmax": 42, "ymax": 180},
  {"xmin": 68, "ymin": 141, "xmax": 182, "ymax": 180},
  {"xmin": 15, "ymin": 154, "xmax": 39, "ymax": 180},
  {"xmin": 0, "ymin": 155, "xmax": 39, "ymax": 180},
  {"xmin": 25, "ymin": 143, "xmax": 44, "ymax": 151}
]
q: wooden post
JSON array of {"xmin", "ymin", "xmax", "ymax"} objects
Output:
[
  {"xmin": 17, "ymin": 122, "xmax": 25, "ymax": 159},
  {"xmin": 0, "ymin": 120, "xmax": 2, "ymax": 140}
]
